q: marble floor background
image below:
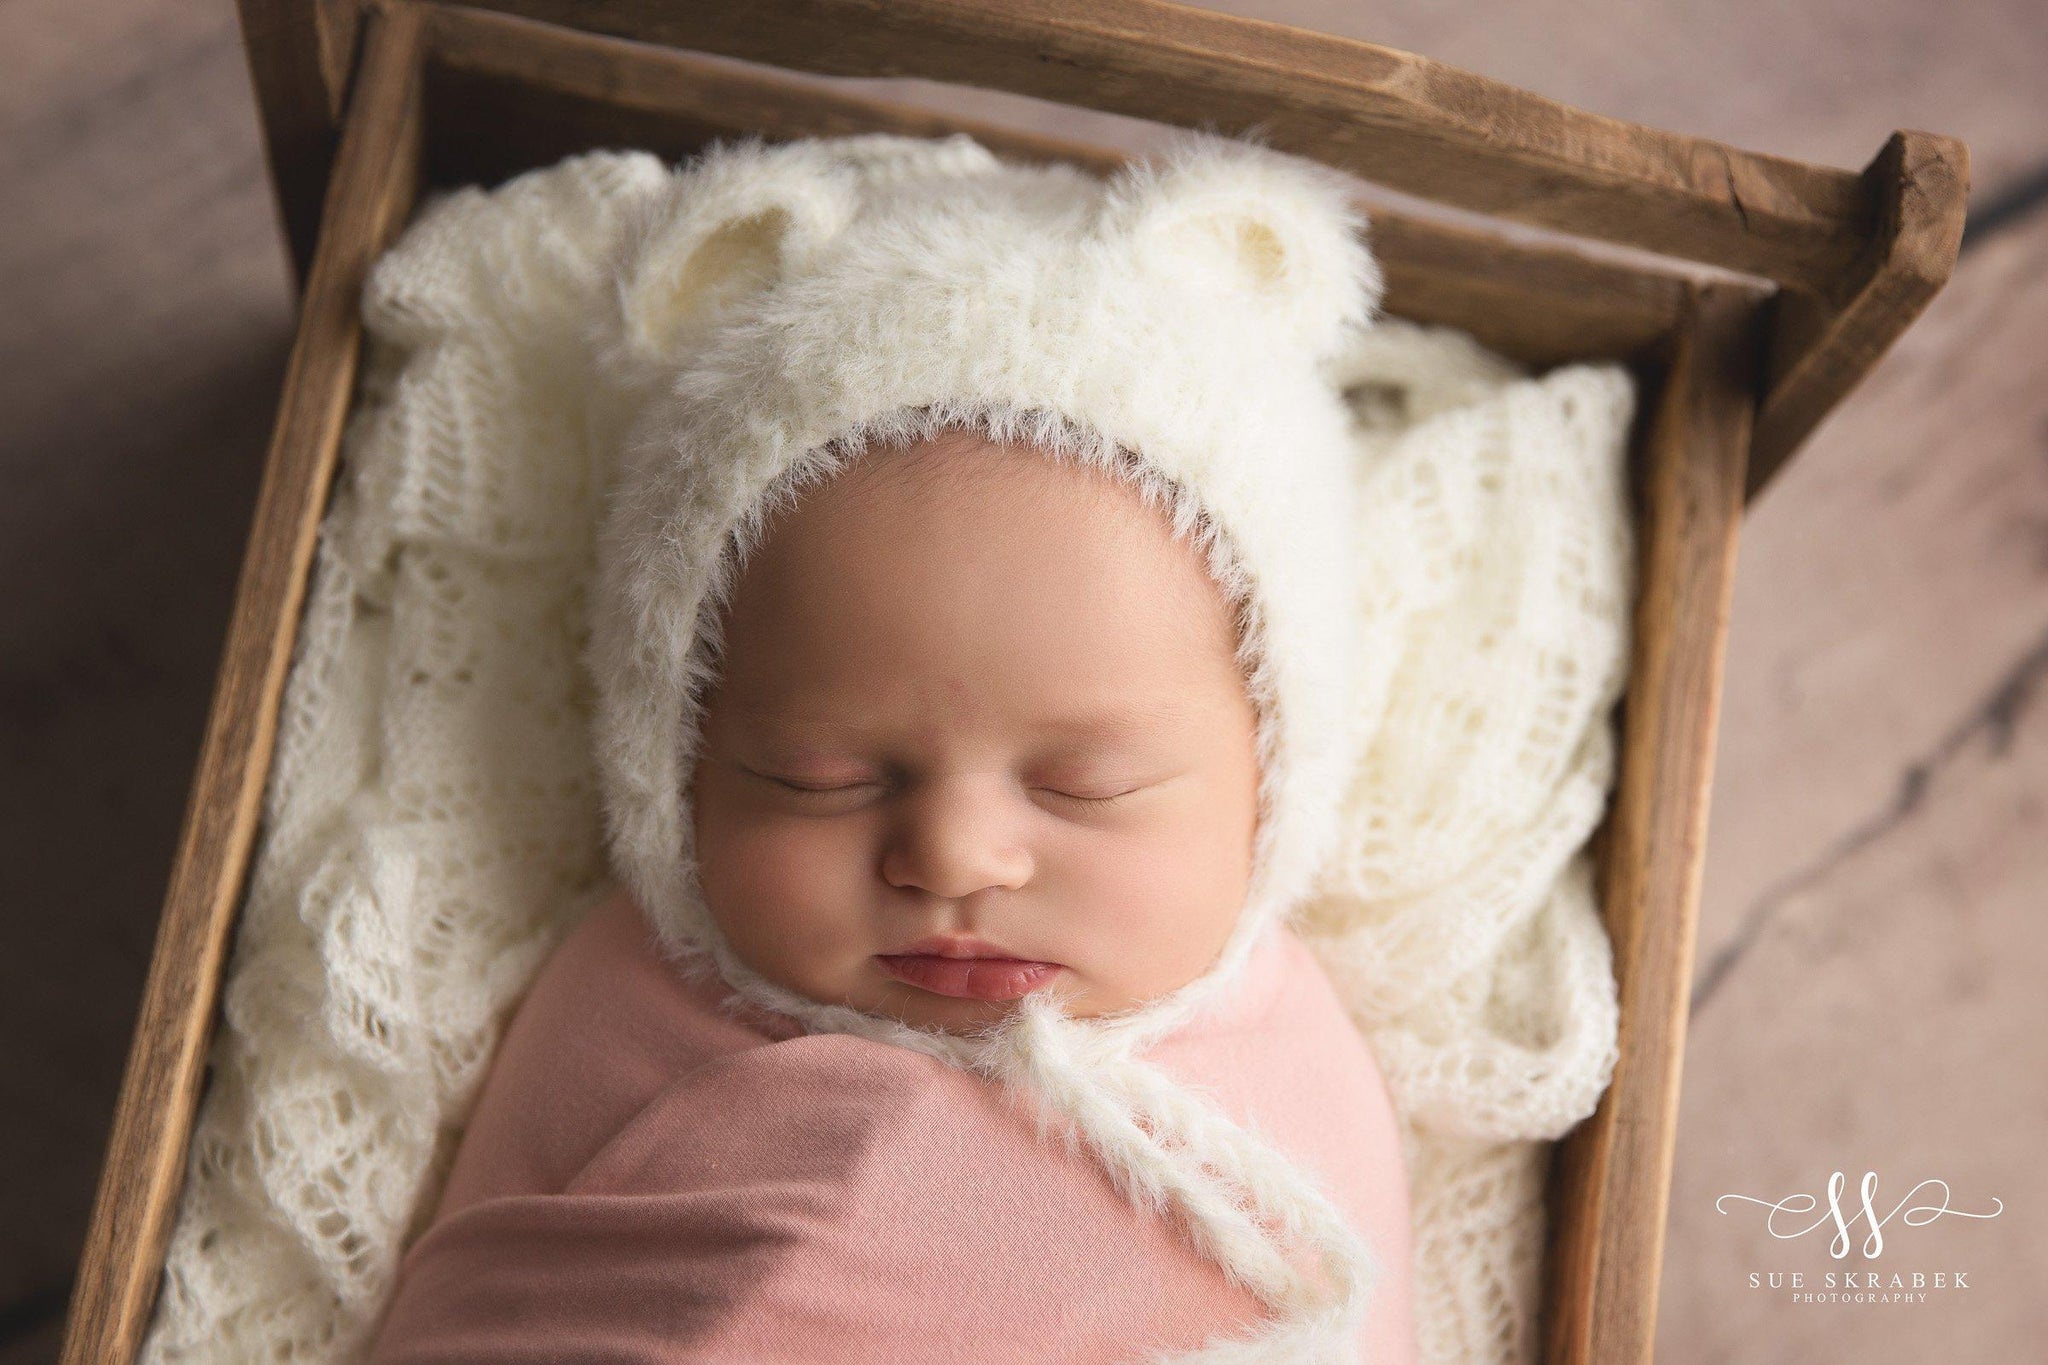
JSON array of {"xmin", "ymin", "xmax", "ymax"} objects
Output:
[{"xmin": 4, "ymin": 1, "xmax": 2043, "ymax": 1360}]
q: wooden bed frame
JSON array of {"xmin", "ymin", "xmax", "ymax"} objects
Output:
[{"xmin": 62, "ymin": 3, "xmax": 1969, "ymax": 1361}]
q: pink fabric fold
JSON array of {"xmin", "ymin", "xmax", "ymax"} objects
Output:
[{"xmin": 368, "ymin": 886, "xmax": 1416, "ymax": 1363}]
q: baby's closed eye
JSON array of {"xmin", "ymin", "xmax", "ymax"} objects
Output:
[{"xmin": 732, "ymin": 758, "xmax": 1183, "ymax": 810}]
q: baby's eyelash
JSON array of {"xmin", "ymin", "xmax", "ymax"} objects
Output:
[
  {"xmin": 769, "ymin": 776, "xmax": 876, "ymax": 795},
  {"xmin": 1037, "ymin": 786, "xmax": 1140, "ymax": 806},
  {"xmin": 747, "ymin": 765, "xmax": 1143, "ymax": 805},
  {"xmin": 739, "ymin": 765, "xmax": 876, "ymax": 795}
]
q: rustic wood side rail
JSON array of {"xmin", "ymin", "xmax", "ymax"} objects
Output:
[
  {"xmin": 480, "ymin": 0, "xmax": 1879, "ymax": 284},
  {"xmin": 237, "ymin": 0, "xmax": 1968, "ymax": 497},
  {"xmin": 59, "ymin": 6, "xmax": 430, "ymax": 1361},
  {"xmin": 1542, "ymin": 282, "xmax": 1759, "ymax": 1362},
  {"xmin": 1751, "ymin": 130, "xmax": 1967, "ymax": 495}
]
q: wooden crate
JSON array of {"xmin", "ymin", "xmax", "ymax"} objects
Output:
[{"xmin": 61, "ymin": 2, "xmax": 1970, "ymax": 1361}]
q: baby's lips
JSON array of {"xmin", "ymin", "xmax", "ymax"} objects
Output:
[{"xmin": 874, "ymin": 954, "xmax": 1064, "ymax": 1001}]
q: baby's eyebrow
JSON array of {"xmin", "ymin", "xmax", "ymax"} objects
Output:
[
  {"xmin": 725, "ymin": 710, "xmax": 869, "ymax": 747},
  {"xmin": 1028, "ymin": 700, "xmax": 1199, "ymax": 742},
  {"xmin": 731, "ymin": 697, "xmax": 1199, "ymax": 746}
]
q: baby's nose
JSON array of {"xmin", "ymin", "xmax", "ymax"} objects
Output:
[{"xmin": 878, "ymin": 774, "xmax": 1034, "ymax": 900}]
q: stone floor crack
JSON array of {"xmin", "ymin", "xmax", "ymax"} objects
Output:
[{"xmin": 1690, "ymin": 620, "xmax": 2048, "ymax": 1017}]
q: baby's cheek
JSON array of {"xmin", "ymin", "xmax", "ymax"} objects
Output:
[
  {"xmin": 695, "ymin": 810, "xmax": 878, "ymax": 984},
  {"xmin": 1056, "ymin": 826, "xmax": 1246, "ymax": 1003}
]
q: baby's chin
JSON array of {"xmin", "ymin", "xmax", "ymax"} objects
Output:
[
  {"xmin": 867, "ymin": 988, "xmax": 1028, "ymax": 1034},
  {"xmin": 858, "ymin": 976, "xmax": 1079, "ymax": 1034}
]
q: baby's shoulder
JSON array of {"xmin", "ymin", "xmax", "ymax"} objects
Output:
[
  {"xmin": 1254, "ymin": 924, "xmax": 1401, "ymax": 1136},
  {"xmin": 431, "ymin": 884, "xmax": 796, "ymax": 1211},
  {"xmin": 564, "ymin": 1024, "xmax": 1003, "ymax": 1200},
  {"xmin": 1148, "ymin": 928, "xmax": 1410, "ymax": 1223},
  {"xmin": 488, "ymin": 891, "xmax": 987, "ymax": 1180},
  {"xmin": 1179, "ymin": 923, "xmax": 1387, "ymax": 1076},
  {"xmin": 1162, "ymin": 924, "xmax": 1417, "ymax": 1361},
  {"xmin": 524, "ymin": 889, "xmax": 763, "ymax": 1064}
]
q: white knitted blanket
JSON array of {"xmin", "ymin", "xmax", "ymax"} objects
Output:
[{"xmin": 141, "ymin": 150, "xmax": 1633, "ymax": 1364}]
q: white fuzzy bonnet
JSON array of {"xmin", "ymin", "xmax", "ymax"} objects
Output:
[{"xmin": 587, "ymin": 128, "xmax": 1385, "ymax": 997}]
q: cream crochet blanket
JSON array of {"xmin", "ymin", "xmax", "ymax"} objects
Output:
[{"xmin": 141, "ymin": 150, "xmax": 1633, "ymax": 1364}]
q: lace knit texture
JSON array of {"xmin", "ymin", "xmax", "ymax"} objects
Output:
[{"xmin": 140, "ymin": 150, "xmax": 1632, "ymax": 1364}]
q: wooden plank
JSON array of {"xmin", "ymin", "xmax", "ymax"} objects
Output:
[
  {"xmin": 1542, "ymin": 284, "xmax": 1762, "ymax": 1364},
  {"xmin": 231, "ymin": 0, "xmax": 365, "ymax": 285},
  {"xmin": 1749, "ymin": 131, "xmax": 1972, "ymax": 498},
  {"xmin": 1198, "ymin": 2, "xmax": 2041, "ymax": 214},
  {"xmin": 55, "ymin": 6, "xmax": 427, "ymax": 1361},
  {"xmin": 1367, "ymin": 214, "xmax": 1702, "ymax": 371},
  {"xmin": 448, "ymin": 0, "xmax": 1875, "ymax": 292},
  {"xmin": 421, "ymin": 4, "xmax": 1704, "ymax": 371},
  {"xmin": 254, "ymin": 1, "xmax": 1968, "ymax": 488},
  {"xmin": 422, "ymin": 3, "xmax": 1936, "ymax": 488}
]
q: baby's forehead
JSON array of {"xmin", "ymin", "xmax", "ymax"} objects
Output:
[
  {"xmin": 708, "ymin": 429, "xmax": 1254, "ymax": 719},
  {"xmin": 815, "ymin": 428, "xmax": 1144, "ymax": 522},
  {"xmin": 740, "ymin": 430, "xmax": 1202, "ymax": 600}
]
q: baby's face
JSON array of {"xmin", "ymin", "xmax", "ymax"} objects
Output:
[{"xmin": 689, "ymin": 430, "xmax": 1262, "ymax": 1031}]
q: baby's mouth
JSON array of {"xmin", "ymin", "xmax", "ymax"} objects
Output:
[{"xmin": 874, "ymin": 936, "xmax": 1064, "ymax": 1001}]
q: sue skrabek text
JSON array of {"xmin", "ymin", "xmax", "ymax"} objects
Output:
[{"xmin": 1749, "ymin": 1269, "xmax": 1972, "ymax": 1305}]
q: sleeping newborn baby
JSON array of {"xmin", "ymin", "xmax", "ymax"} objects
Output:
[{"xmin": 369, "ymin": 130, "xmax": 1417, "ymax": 1364}]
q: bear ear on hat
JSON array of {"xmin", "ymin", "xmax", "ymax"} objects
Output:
[
  {"xmin": 612, "ymin": 136, "xmax": 862, "ymax": 364},
  {"xmin": 1099, "ymin": 128, "xmax": 1385, "ymax": 357}
]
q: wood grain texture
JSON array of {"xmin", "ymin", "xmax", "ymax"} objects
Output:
[
  {"xmin": 1200, "ymin": 0, "xmax": 2042, "ymax": 217},
  {"xmin": 447, "ymin": 0, "xmax": 1878, "ymax": 291},
  {"xmin": 55, "ymin": 6, "xmax": 426, "ymax": 1360},
  {"xmin": 245, "ymin": 0, "xmax": 1933, "ymax": 292},
  {"xmin": 1749, "ymin": 130, "xmax": 1972, "ymax": 497},
  {"xmin": 1543, "ymin": 285, "xmax": 1763, "ymax": 1365},
  {"xmin": 358, "ymin": 0, "xmax": 1957, "ymax": 490},
  {"xmin": 1670, "ymin": 634, "xmax": 2048, "ymax": 1350},
  {"xmin": 33, "ymin": 1, "xmax": 1984, "ymax": 1361},
  {"xmin": 421, "ymin": 4, "xmax": 1711, "ymax": 372},
  {"xmin": 233, "ymin": 0, "xmax": 364, "ymax": 284}
]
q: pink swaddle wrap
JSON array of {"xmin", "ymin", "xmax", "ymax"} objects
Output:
[{"xmin": 368, "ymin": 885, "xmax": 1416, "ymax": 1363}]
